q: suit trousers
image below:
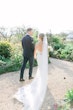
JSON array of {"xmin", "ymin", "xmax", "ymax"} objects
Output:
[{"xmin": 20, "ymin": 56, "xmax": 34, "ymax": 79}]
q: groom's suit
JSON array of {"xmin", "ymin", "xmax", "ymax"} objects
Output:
[{"xmin": 20, "ymin": 34, "xmax": 35, "ymax": 79}]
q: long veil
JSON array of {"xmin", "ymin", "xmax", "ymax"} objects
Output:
[{"xmin": 13, "ymin": 36, "xmax": 48, "ymax": 110}]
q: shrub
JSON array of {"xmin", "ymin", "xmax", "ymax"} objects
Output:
[
  {"xmin": 11, "ymin": 53, "xmax": 23, "ymax": 66},
  {"xmin": 0, "ymin": 55, "xmax": 6, "ymax": 61},
  {"xmin": 0, "ymin": 60, "xmax": 6, "ymax": 66},
  {"xmin": 51, "ymin": 36, "xmax": 65, "ymax": 50},
  {"xmin": 50, "ymin": 50, "xmax": 60, "ymax": 59},
  {"xmin": 70, "ymin": 50, "xmax": 73, "ymax": 61},
  {"xmin": 0, "ymin": 61, "xmax": 21, "ymax": 74},
  {"xmin": 65, "ymin": 89, "xmax": 73, "ymax": 103},
  {"xmin": 60, "ymin": 49, "xmax": 68, "ymax": 59},
  {"xmin": 50, "ymin": 39, "xmax": 73, "ymax": 61},
  {"xmin": 0, "ymin": 41, "xmax": 12, "ymax": 58}
]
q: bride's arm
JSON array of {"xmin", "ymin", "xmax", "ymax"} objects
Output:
[{"xmin": 34, "ymin": 44, "xmax": 38, "ymax": 59}]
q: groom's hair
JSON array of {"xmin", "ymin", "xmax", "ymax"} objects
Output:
[{"xmin": 27, "ymin": 28, "xmax": 33, "ymax": 32}]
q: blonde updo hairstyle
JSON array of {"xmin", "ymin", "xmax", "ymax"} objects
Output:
[{"xmin": 39, "ymin": 33, "xmax": 44, "ymax": 41}]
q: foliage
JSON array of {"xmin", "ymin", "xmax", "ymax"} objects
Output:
[
  {"xmin": 65, "ymin": 89, "xmax": 73, "ymax": 103},
  {"xmin": 0, "ymin": 41, "xmax": 12, "ymax": 58},
  {"xmin": 0, "ymin": 28, "xmax": 39, "ymax": 74},
  {"xmin": 56, "ymin": 89, "xmax": 73, "ymax": 110},
  {"xmin": 33, "ymin": 30, "xmax": 38, "ymax": 44},
  {"xmin": 0, "ymin": 60, "xmax": 6, "ymax": 66},
  {"xmin": 51, "ymin": 36, "xmax": 65, "ymax": 50},
  {"xmin": 11, "ymin": 43, "xmax": 22, "ymax": 65},
  {"xmin": 0, "ymin": 61, "xmax": 20, "ymax": 74},
  {"xmin": 49, "ymin": 35, "xmax": 73, "ymax": 61},
  {"xmin": 0, "ymin": 41, "xmax": 38, "ymax": 74},
  {"xmin": 57, "ymin": 89, "xmax": 73, "ymax": 110},
  {"xmin": 0, "ymin": 55, "xmax": 6, "ymax": 61},
  {"xmin": 11, "ymin": 53, "xmax": 22, "ymax": 66},
  {"xmin": 57, "ymin": 103, "xmax": 70, "ymax": 110},
  {"xmin": 0, "ymin": 26, "xmax": 73, "ymax": 74}
]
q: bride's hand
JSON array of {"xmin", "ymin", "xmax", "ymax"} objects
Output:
[
  {"xmin": 34, "ymin": 54, "xmax": 37, "ymax": 59},
  {"xmin": 34, "ymin": 44, "xmax": 38, "ymax": 59}
]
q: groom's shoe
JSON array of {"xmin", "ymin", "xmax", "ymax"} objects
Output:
[
  {"xmin": 29, "ymin": 77, "xmax": 34, "ymax": 80},
  {"xmin": 20, "ymin": 79, "xmax": 25, "ymax": 81}
]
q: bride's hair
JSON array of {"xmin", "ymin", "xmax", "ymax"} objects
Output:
[{"xmin": 39, "ymin": 33, "xmax": 44, "ymax": 41}]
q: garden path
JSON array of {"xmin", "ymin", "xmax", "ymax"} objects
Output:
[{"xmin": 0, "ymin": 58, "xmax": 73, "ymax": 110}]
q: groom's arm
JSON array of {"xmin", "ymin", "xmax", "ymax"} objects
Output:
[
  {"xmin": 22, "ymin": 37, "xmax": 25, "ymax": 49},
  {"xmin": 30, "ymin": 38, "xmax": 35, "ymax": 52}
]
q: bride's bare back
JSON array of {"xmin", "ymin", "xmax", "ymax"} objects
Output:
[
  {"xmin": 34, "ymin": 41, "xmax": 43, "ymax": 59},
  {"xmin": 34, "ymin": 33, "xmax": 44, "ymax": 59},
  {"xmin": 36, "ymin": 41, "xmax": 43, "ymax": 52}
]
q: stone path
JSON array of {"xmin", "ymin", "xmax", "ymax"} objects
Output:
[{"xmin": 0, "ymin": 58, "xmax": 73, "ymax": 110}]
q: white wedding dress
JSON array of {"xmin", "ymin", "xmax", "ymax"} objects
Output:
[{"xmin": 13, "ymin": 36, "xmax": 48, "ymax": 110}]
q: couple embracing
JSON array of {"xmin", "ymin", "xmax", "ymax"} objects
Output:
[{"xmin": 14, "ymin": 28, "xmax": 48, "ymax": 110}]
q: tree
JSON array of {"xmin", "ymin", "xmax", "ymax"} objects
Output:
[
  {"xmin": 46, "ymin": 30, "xmax": 52, "ymax": 45},
  {"xmin": 0, "ymin": 27, "xmax": 8, "ymax": 40}
]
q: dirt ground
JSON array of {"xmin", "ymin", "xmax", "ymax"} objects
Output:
[{"xmin": 0, "ymin": 58, "xmax": 73, "ymax": 110}]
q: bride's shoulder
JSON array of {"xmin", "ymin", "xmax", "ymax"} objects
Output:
[
  {"xmin": 36, "ymin": 41, "xmax": 39, "ymax": 45},
  {"xmin": 36, "ymin": 41, "xmax": 42, "ymax": 46}
]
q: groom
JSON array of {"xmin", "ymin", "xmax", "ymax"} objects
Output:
[{"xmin": 20, "ymin": 28, "xmax": 35, "ymax": 81}]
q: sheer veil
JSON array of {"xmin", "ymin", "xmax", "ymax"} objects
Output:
[{"xmin": 13, "ymin": 35, "xmax": 48, "ymax": 110}]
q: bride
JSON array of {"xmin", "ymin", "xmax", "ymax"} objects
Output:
[{"xmin": 14, "ymin": 33, "xmax": 48, "ymax": 110}]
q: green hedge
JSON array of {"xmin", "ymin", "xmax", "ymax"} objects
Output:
[
  {"xmin": 51, "ymin": 36, "xmax": 65, "ymax": 50},
  {"xmin": 50, "ymin": 44, "xmax": 73, "ymax": 61},
  {"xmin": 0, "ymin": 41, "xmax": 12, "ymax": 58}
]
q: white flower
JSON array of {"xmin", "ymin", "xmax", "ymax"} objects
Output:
[{"xmin": 48, "ymin": 46, "xmax": 53, "ymax": 52}]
